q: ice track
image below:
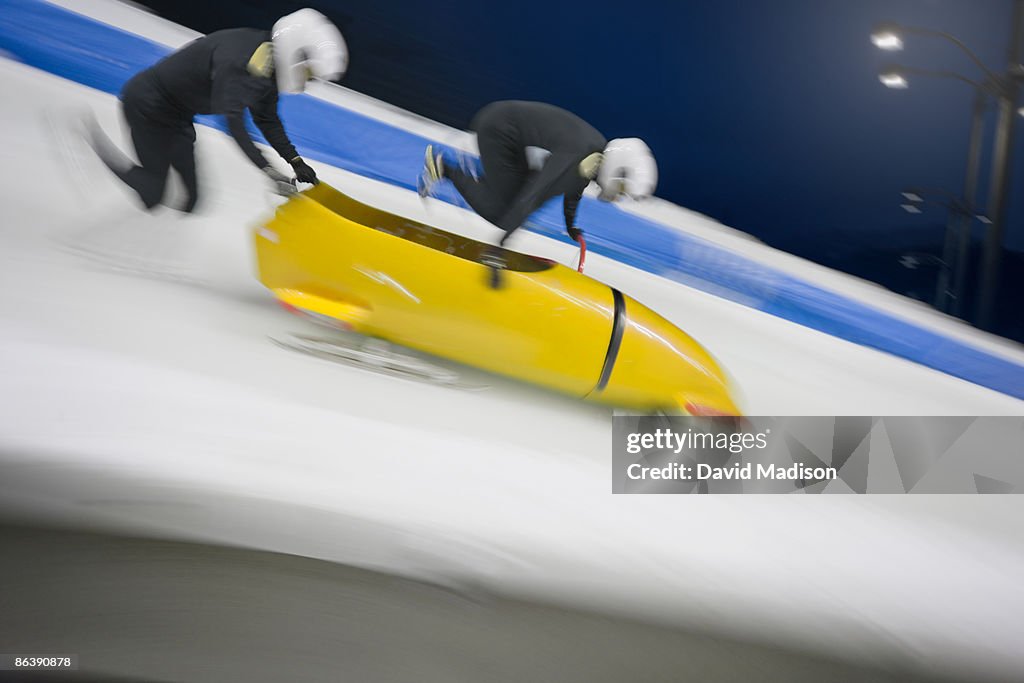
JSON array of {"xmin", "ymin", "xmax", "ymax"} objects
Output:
[{"xmin": 1, "ymin": 16, "xmax": 1024, "ymax": 683}]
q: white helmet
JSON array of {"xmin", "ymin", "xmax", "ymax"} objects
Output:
[
  {"xmin": 596, "ymin": 138, "xmax": 658, "ymax": 202},
  {"xmin": 272, "ymin": 8, "xmax": 348, "ymax": 94}
]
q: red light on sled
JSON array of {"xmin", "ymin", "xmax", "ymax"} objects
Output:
[{"xmin": 685, "ymin": 402, "xmax": 734, "ymax": 417}]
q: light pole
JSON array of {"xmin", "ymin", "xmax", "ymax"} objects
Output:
[
  {"xmin": 871, "ymin": 8, "xmax": 1024, "ymax": 329},
  {"xmin": 954, "ymin": 90, "xmax": 988, "ymax": 318},
  {"xmin": 898, "ymin": 187, "xmax": 992, "ymax": 312},
  {"xmin": 876, "ymin": 63, "xmax": 995, "ymax": 318}
]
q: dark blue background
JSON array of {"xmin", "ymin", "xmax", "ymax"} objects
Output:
[{"xmin": 136, "ymin": 0, "xmax": 1023, "ymax": 336}]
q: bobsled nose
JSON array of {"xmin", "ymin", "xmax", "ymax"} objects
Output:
[{"xmin": 592, "ymin": 292, "xmax": 743, "ymax": 416}]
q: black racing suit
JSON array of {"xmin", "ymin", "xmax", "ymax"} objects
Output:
[
  {"xmin": 109, "ymin": 28, "xmax": 298, "ymax": 212},
  {"xmin": 445, "ymin": 101, "xmax": 607, "ymax": 242}
]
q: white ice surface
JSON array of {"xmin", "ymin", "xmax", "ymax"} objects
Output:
[{"xmin": 1, "ymin": 21, "xmax": 1024, "ymax": 683}]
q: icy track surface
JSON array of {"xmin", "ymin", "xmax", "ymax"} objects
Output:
[{"xmin": 0, "ymin": 51, "xmax": 1023, "ymax": 683}]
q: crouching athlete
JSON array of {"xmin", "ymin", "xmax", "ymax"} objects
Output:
[
  {"xmin": 88, "ymin": 8, "xmax": 347, "ymax": 212},
  {"xmin": 417, "ymin": 100, "xmax": 657, "ymax": 286}
]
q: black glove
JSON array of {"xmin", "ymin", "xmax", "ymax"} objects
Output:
[
  {"xmin": 263, "ymin": 166, "xmax": 296, "ymax": 196},
  {"xmin": 290, "ymin": 157, "xmax": 319, "ymax": 185},
  {"xmin": 567, "ymin": 227, "xmax": 584, "ymax": 242},
  {"xmin": 480, "ymin": 246, "xmax": 507, "ymax": 290}
]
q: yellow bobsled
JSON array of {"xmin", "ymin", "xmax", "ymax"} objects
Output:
[{"xmin": 253, "ymin": 183, "xmax": 741, "ymax": 415}]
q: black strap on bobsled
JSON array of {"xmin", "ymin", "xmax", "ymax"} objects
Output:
[{"xmin": 595, "ymin": 289, "xmax": 626, "ymax": 392}]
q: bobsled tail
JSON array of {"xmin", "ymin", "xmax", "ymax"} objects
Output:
[{"xmin": 253, "ymin": 183, "xmax": 741, "ymax": 415}]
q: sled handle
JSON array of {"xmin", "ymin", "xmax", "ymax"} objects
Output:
[{"xmin": 574, "ymin": 234, "xmax": 587, "ymax": 273}]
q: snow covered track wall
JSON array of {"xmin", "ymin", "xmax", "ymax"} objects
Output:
[{"xmin": 1, "ymin": 0, "xmax": 1023, "ymax": 398}]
